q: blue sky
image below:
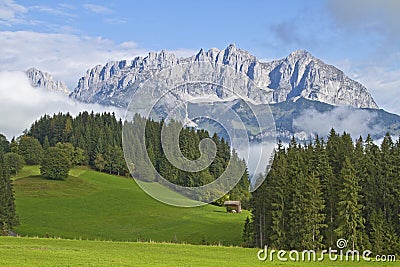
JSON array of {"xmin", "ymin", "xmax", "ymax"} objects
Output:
[{"xmin": 0, "ymin": 0, "xmax": 399, "ymax": 114}]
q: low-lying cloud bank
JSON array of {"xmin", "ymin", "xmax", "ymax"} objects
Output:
[
  {"xmin": 0, "ymin": 31, "xmax": 196, "ymax": 89},
  {"xmin": 0, "ymin": 71, "xmax": 123, "ymax": 139},
  {"xmin": 293, "ymin": 106, "xmax": 382, "ymax": 139}
]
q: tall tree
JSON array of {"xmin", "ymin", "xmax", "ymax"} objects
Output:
[
  {"xmin": 0, "ymin": 151, "xmax": 18, "ymax": 234},
  {"xmin": 335, "ymin": 157, "xmax": 365, "ymax": 250},
  {"xmin": 0, "ymin": 134, "xmax": 10, "ymax": 153},
  {"xmin": 313, "ymin": 137, "xmax": 337, "ymax": 247}
]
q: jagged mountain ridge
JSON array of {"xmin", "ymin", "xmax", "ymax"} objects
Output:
[
  {"xmin": 69, "ymin": 44, "xmax": 378, "ymax": 109},
  {"xmin": 26, "ymin": 67, "xmax": 69, "ymax": 94}
]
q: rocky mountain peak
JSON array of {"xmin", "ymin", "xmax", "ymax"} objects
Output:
[
  {"xmin": 68, "ymin": 45, "xmax": 378, "ymax": 109},
  {"xmin": 25, "ymin": 67, "xmax": 69, "ymax": 94}
]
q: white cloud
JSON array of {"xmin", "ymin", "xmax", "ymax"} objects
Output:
[
  {"xmin": 0, "ymin": 0, "xmax": 27, "ymax": 25},
  {"xmin": 327, "ymin": 0, "xmax": 400, "ymax": 38},
  {"xmin": 236, "ymin": 142, "xmax": 275, "ymax": 186},
  {"xmin": 104, "ymin": 18, "xmax": 128, "ymax": 25},
  {"xmin": 333, "ymin": 58, "xmax": 400, "ymax": 115},
  {"xmin": 325, "ymin": 0, "xmax": 400, "ymax": 116},
  {"xmin": 293, "ymin": 106, "xmax": 382, "ymax": 139},
  {"xmin": 0, "ymin": 31, "xmax": 197, "ymax": 90},
  {"xmin": 327, "ymin": 0, "xmax": 400, "ymax": 58},
  {"xmin": 29, "ymin": 4, "xmax": 75, "ymax": 18},
  {"xmin": 83, "ymin": 4, "xmax": 112, "ymax": 14},
  {"xmin": 0, "ymin": 71, "xmax": 123, "ymax": 139},
  {"xmin": 353, "ymin": 68, "xmax": 400, "ymax": 115}
]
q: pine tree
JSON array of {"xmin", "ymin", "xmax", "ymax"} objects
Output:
[
  {"xmin": 43, "ymin": 136, "xmax": 50, "ymax": 150},
  {"xmin": 335, "ymin": 157, "xmax": 365, "ymax": 250},
  {"xmin": 242, "ymin": 216, "xmax": 254, "ymax": 247},
  {"xmin": 263, "ymin": 144, "xmax": 286, "ymax": 249},
  {"xmin": 302, "ymin": 172, "xmax": 326, "ymax": 249},
  {"xmin": 251, "ymin": 173, "xmax": 269, "ymax": 248},
  {"xmin": 326, "ymin": 128, "xmax": 341, "ymax": 174},
  {"xmin": 0, "ymin": 151, "xmax": 18, "ymax": 234},
  {"xmin": 285, "ymin": 141, "xmax": 326, "ymax": 250},
  {"xmin": 62, "ymin": 116, "xmax": 73, "ymax": 142},
  {"xmin": 0, "ymin": 134, "xmax": 10, "ymax": 153},
  {"xmin": 379, "ymin": 133, "xmax": 398, "ymax": 226},
  {"xmin": 311, "ymin": 137, "xmax": 337, "ymax": 247}
]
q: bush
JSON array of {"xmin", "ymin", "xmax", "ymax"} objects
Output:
[{"xmin": 40, "ymin": 147, "xmax": 71, "ymax": 180}]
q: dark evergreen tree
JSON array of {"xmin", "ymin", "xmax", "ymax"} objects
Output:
[
  {"xmin": 0, "ymin": 134, "xmax": 10, "ymax": 153},
  {"xmin": 43, "ymin": 136, "xmax": 50, "ymax": 150},
  {"xmin": 335, "ymin": 157, "xmax": 365, "ymax": 250},
  {"xmin": 247, "ymin": 131, "xmax": 400, "ymax": 253},
  {"xmin": 242, "ymin": 216, "xmax": 254, "ymax": 247},
  {"xmin": 0, "ymin": 150, "xmax": 18, "ymax": 234}
]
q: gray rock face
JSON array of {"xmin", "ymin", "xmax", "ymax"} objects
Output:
[
  {"xmin": 69, "ymin": 44, "xmax": 378, "ymax": 109},
  {"xmin": 26, "ymin": 67, "xmax": 69, "ymax": 94}
]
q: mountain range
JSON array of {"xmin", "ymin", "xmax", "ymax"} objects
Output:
[
  {"xmin": 68, "ymin": 44, "xmax": 378, "ymax": 109},
  {"xmin": 26, "ymin": 44, "xmax": 400, "ymax": 141}
]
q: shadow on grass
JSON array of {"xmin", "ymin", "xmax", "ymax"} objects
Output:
[{"xmin": 213, "ymin": 210, "xmax": 226, "ymax": 213}]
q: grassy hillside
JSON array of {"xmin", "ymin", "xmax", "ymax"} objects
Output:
[
  {"xmin": 1, "ymin": 237, "xmax": 396, "ymax": 267},
  {"xmin": 13, "ymin": 166, "xmax": 249, "ymax": 245}
]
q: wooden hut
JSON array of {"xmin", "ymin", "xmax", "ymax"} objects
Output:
[{"xmin": 223, "ymin": 200, "xmax": 242, "ymax": 213}]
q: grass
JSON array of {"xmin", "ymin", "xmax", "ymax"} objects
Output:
[
  {"xmin": 8, "ymin": 166, "xmax": 400, "ymax": 266},
  {"xmin": 1, "ymin": 236, "xmax": 398, "ymax": 267},
  {"xmin": 13, "ymin": 166, "xmax": 250, "ymax": 245}
]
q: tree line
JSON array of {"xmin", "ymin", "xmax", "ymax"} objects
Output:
[
  {"xmin": 27, "ymin": 112, "xmax": 128, "ymax": 176},
  {"xmin": 26, "ymin": 112, "xmax": 251, "ymax": 205},
  {"xmin": 244, "ymin": 130, "xmax": 400, "ymax": 255},
  {"xmin": 124, "ymin": 115, "xmax": 251, "ymax": 205},
  {"xmin": 1, "ymin": 111, "xmax": 252, "ymax": 233}
]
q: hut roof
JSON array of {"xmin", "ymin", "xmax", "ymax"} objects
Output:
[{"xmin": 223, "ymin": 201, "xmax": 241, "ymax": 206}]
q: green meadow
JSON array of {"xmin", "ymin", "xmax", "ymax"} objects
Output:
[
  {"xmin": 1, "ymin": 237, "xmax": 397, "ymax": 267},
  {"xmin": 13, "ymin": 166, "xmax": 249, "ymax": 245},
  {"xmin": 7, "ymin": 166, "xmax": 399, "ymax": 266}
]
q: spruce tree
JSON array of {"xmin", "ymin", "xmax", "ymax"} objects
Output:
[
  {"xmin": 43, "ymin": 136, "xmax": 50, "ymax": 150},
  {"xmin": 379, "ymin": 133, "xmax": 398, "ymax": 226},
  {"xmin": 0, "ymin": 151, "xmax": 18, "ymax": 234},
  {"xmin": 286, "ymin": 141, "xmax": 326, "ymax": 250},
  {"xmin": 312, "ymin": 137, "xmax": 337, "ymax": 247},
  {"xmin": 268, "ymin": 144, "xmax": 288, "ymax": 249},
  {"xmin": 335, "ymin": 157, "xmax": 365, "ymax": 250},
  {"xmin": 242, "ymin": 216, "xmax": 254, "ymax": 247}
]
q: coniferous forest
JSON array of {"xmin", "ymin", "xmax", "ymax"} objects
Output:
[
  {"xmin": 25, "ymin": 112, "xmax": 251, "ymax": 205},
  {"xmin": 244, "ymin": 130, "xmax": 400, "ymax": 255},
  {"xmin": 1, "ymin": 111, "xmax": 400, "ymax": 257}
]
